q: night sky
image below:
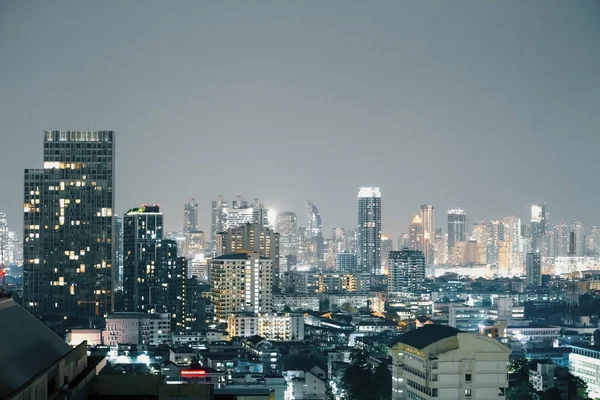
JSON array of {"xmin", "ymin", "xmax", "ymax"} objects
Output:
[{"xmin": 1, "ymin": 1, "xmax": 599, "ymax": 239}]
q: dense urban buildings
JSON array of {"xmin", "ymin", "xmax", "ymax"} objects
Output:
[
  {"xmin": 357, "ymin": 187, "xmax": 382, "ymax": 275},
  {"xmin": 23, "ymin": 130, "xmax": 114, "ymax": 323}
]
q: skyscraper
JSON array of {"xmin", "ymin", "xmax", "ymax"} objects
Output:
[
  {"xmin": 447, "ymin": 209, "xmax": 466, "ymax": 258},
  {"xmin": 530, "ymin": 203, "xmax": 547, "ymax": 253},
  {"xmin": 570, "ymin": 220, "xmax": 584, "ymax": 257},
  {"xmin": 305, "ymin": 200, "xmax": 324, "ymax": 262},
  {"xmin": 408, "ymin": 215, "xmax": 424, "ymax": 252},
  {"xmin": 276, "ymin": 212, "xmax": 298, "ymax": 258},
  {"xmin": 183, "ymin": 198, "xmax": 198, "ymax": 233},
  {"xmin": 555, "ymin": 221, "xmax": 569, "ymax": 257},
  {"xmin": 114, "ymin": 215, "xmax": 124, "ymax": 283},
  {"xmin": 526, "ymin": 252, "xmax": 541, "ymax": 287},
  {"xmin": 485, "ymin": 220, "xmax": 504, "ymax": 266},
  {"xmin": 216, "ymin": 223, "xmax": 280, "ymax": 290},
  {"xmin": 388, "ymin": 250, "xmax": 425, "ymax": 294},
  {"xmin": 210, "ymin": 251, "xmax": 273, "ymax": 321},
  {"xmin": 210, "ymin": 195, "xmax": 228, "ymax": 255},
  {"xmin": 335, "ymin": 252, "xmax": 357, "ymax": 273},
  {"xmin": 0, "ymin": 211, "xmax": 8, "ymax": 267},
  {"xmin": 23, "ymin": 130, "xmax": 114, "ymax": 322},
  {"xmin": 420, "ymin": 205, "xmax": 435, "ymax": 265},
  {"xmin": 357, "ymin": 187, "xmax": 382, "ymax": 275},
  {"xmin": 122, "ymin": 205, "xmax": 165, "ymax": 313}
]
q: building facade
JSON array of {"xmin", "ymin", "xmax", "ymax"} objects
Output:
[
  {"xmin": 357, "ymin": 187, "xmax": 382, "ymax": 275},
  {"xmin": 227, "ymin": 312, "xmax": 304, "ymax": 341},
  {"xmin": 390, "ymin": 325, "xmax": 510, "ymax": 400},
  {"xmin": 447, "ymin": 209, "xmax": 466, "ymax": 260},
  {"xmin": 276, "ymin": 212, "xmax": 298, "ymax": 259},
  {"xmin": 103, "ymin": 312, "xmax": 171, "ymax": 346},
  {"xmin": 209, "ymin": 251, "xmax": 273, "ymax": 321},
  {"xmin": 388, "ymin": 250, "xmax": 425, "ymax": 294},
  {"xmin": 23, "ymin": 130, "xmax": 115, "ymax": 323}
]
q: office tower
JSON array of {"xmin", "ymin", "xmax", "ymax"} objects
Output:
[
  {"xmin": 390, "ymin": 325, "xmax": 510, "ymax": 400},
  {"xmin": 333, "ymin": 228, "xmax": 352, "ymax": 254},
  {"xmin": 503, "ymin": 215, "xmax": 523, "ymax": 274},
  {"xmin": 497, "ymin": 240, "xmax": 512, "ymax": 276},
  {"xmin": 123, "ymin": 205, "xmax": 165, "ymax": 312},
  {"xmin": 114, "ymin": 215, "xmax": 124, "ymax": 283},
  {"xmin": 530, "ymin": 203, "xmax": 547, "ymax": 253},
  {"xmin": 225, "ymin": 204, "xmax": 269, "ymax": 230},
  {"xmin": 447, "ymin": 209, "xmax": 466, "ymax": 258},
  {"xmin": 216, "ymin": 223, "xmax": 280, "ymax": 290},
  {"xmin": 526, "ymin": 252, "xmax": 541, "ymax": 287},
  {"xmin": 453, "ymin": 240, "xmax": 486, "ymax": 265},
  {"xmin": 433, "ymin": 229, "xmax": 447, "ymax": 265},
  {"xmin": 585, "ymin": 226, "xmax": 600, "ymax": 256},
  {"xmin": 408, "ymin": 215, "xmax": 424, "ymax": 252},
  {"xmin": 420, "ymin": 205, "xmax": 435, "ymax": 265},
  {"xmin": 381, "ymin": 235, "xmax": 393, "ymax": 260},
  {"xmin": 305, "ymin": 200, "xmax": 324, "ymax": 262},
  {"xmin": 23, "ymin": 130, "xmax": 114, "ymax": 322},
  {"xmin": 209, "ymin": 251, "xmax": 273, "ymax": 321},
  {"xmin": 210, "ymin": 195, "xmax": 227, "ymax": 255},
  {"xmin": 183, "ymin": 198, "xmax": 198, "ymax": 233},
  {"xmin": 555, "ymin": 221, "xmax": 569, "ymax": 257},
  {"xmin": 169, "ymin": 256, "xmax": 187, "ymax": 331},
  {"xmin": 276, "ymin": 212, "xmax": 298, "ymax": 258},
  {"xmin": 485, "ymin": 220, "xmax": 504, "ymax": 266},
  {"xmin": 388, "ymin": 250, "xmax": 425, "ymax": 294},
  {"xmin": 570, "ymin": 220, "xmax": 584, "ymax": 256},
  {"xmin": 185, "ymin": 230, "xmax": 205, "ymax": 257},
  {"xmin": 357, "ymin": 187, "xmax": 382, "ymax": 274},
  {"xmin": 471, "ymin": 222, "xmax": 488, "ymax": 244},
  {"xmin": 0, "ymin": 211, "xmax": 7, "ymax": 266},
  {"xmin": 335, "ymin": 252, "xmax": 357, "ymax": 273},
  {"xmin": 397, "ymin": 233, "xmax": 410, "ymax": 250}
]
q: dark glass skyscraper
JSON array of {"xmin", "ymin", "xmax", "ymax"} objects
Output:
[
  {"xmin": 357, "ymin": 187, "xmax": 382, "ymax": 274},
  {"xmin": 23, "ymin": 130, "xmax": 115, "ymax": 323},
  {"xmin": 122, "ymin": 205, "xmax": 165, "ymax": 312}
]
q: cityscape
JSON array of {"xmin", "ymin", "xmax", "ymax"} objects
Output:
[{"xmin": 1, "ymin": 2, "xmax": 600, "ymax": 400}]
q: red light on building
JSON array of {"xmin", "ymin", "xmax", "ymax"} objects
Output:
[{"xmin": 180, "ymin": 370, "xmax": 207, "ymax": 377}]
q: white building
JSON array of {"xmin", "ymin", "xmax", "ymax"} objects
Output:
[
  {"xmin": 67, "ymin": 329, "xmax": 102, "ymax": 346},
  {"xmin": 390, "ymin": 325, "xmax": 510, "ymax": 400},
  {"xmin": 529, "ymin": 362, "xmax": 556, "ymax": 392},
  {"xmin": 273, "ymin": 294, "xmax": 319, "ymax": 312},
  {"xmin": 284, "ymin": 366, "xmax": 327, "ymax": 400},
  {"xmin": 228, "ymin": 312, "xmax": 304, "ymax": 341},
  {"xmin": 569, "ymin": 344, "xmax": 600, "ymax": 399},
  {"xmin": 328, "ymin": 294, "xmax": 369, "ymax": 310},
  {"xmin": 103, "ymin": 312, "xmax": 170, "ymax": 346}
]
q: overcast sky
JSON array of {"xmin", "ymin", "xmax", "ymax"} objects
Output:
[{"xmin": 1, "ymin": 1, "xmax": 599, "ymax": 239}]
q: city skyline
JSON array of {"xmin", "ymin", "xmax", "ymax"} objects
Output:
[{"xmin": 1, "ymin": 1, "xmax": 600, "ymax": 241}]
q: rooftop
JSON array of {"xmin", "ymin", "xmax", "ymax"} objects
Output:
[
  {"xmin": 391, "ymin": 325, "xmax": 462, "ymax": 350},
  {"xmin": 213, "ymin": 251, "xmax": 270, "ymax": 261},
  {"xmin": 0, "ymin": 298, "xmax": 72, "ymax": 398}
]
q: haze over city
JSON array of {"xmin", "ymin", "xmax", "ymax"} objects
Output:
[{"xmin": 1, "ymin": 1, "xmax": 600, "ymax": 238}]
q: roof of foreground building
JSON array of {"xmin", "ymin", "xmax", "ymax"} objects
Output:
[
  {"xmin": 0, "ymin": 297, "xmax": 72, "ymax": 398},
  {"xmin": 391, "ymin": 324, "xmax": 462, "ymax": 349}
]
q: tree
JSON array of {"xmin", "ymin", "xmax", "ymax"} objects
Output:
[
  {"xmin": 567, "ymin": 373, "xmax": 589, "ymax": 400},
  {"xmin": 506, "ymin": 358, "xmax": 536, "ymax": 400},
  {"xmin": 372, "ymin": 363, "xmax": 392, "ymax": 400},
  {"xmin": 341, "ymin": 351, "xmax": 372, "ymax": 400}
]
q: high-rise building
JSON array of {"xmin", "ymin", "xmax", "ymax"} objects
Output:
[
  {"xmin": 23, "ymin": 130, "xmax": 115, "ymax": 322},
  {"xmin": 183, "ymin": 198, "xmax": 199, "ymax": 233},
  {"xmin": 122, "ymin": 205, "xmax": 167, "ymax": 313},
  {"xmin": 209, "ymin": 250, "xmax": 273, "ymax": 321},
  {"xmin": 530, "ymin": 203, "xmax": 547, "ymax": 253},
  {"xmin": 305, "ymin": 201, "xmax": 324, "ymax": 262},
  {"xmin": 388, "ymin": 250, "xmax": 425, "ymax": 294},
  {"xmin": 420, "ymin": 205, "xmax": 435, "ymax": 265},
  {"xmin": 114, "ymin": 215, "xmax": 124, "ymax": 283},
  {"xmin": 357, "ymin": 187, "xmax": 382, "ymax": 275},
  {"xmin": 408, "ymin": 215, "xmax": 424, "ymax": 252},
  {"xmin": 276, "ymin": 212, "xmax": 298, "ymax": 258},
  {"xmin": 570, "ymin": 220, "xmax": 584, "ymax": 257},
  {"xmin": 185, "ymin": 230, "xmax": 205, "ymax": 257},
  {"xmin": 335, "ymin": 252, "xmax": 357, "ymax": 273},
  {"xmin": 210, "ymin": 195, "xmax": 228, "ymax": 255},
  {"xmin": 169, "ymin": 256, "xmax": 187, "ymax": 331},
  {"xmin": 555, "ymin": 221, "xmax": 569, "ymax": 257},
  {"xmin": 447, "ymin": 209, "xmax": 466, "ymax": 259},
  {"xmin": 433, "ymin": 228, "xmax": 447, "ymax": 265},
  {"xmin": 526, "ymin": 252, "xmax": 541, "ymax": 287},
  {"xmin": 485, "ymin": 220, "xmax": 504, "ymax": 266},
  {"xmin": 585, "ymin": 226, "xmax": 600, "ymax": 257},
  {"xmin": 0, "ymin": 211, "xmax": 8, "ymax": 266},
  {"xmin": 216, "ymin": 223, "xmax": 280, "ymax": 290}
]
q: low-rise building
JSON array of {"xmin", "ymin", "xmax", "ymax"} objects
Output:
[
  {"xmin": 273, "ymin": 294, "xmax": 320, "ymax": 312},
  {"xmin": 529, "ymin": 362, "xmax": 555, "ymax": 392},
  {"xmin": 390, "ymin": 324, "xmax": 511, "ymax": 400},
  {"xmin": 569, "ymin": 344, "xmax": 600, "ymax": 399},
  {"xmin": 103, "ymin": 312, "xmax": 171, "ymax": 346},
  {"xmin": 228, "ymin": 312, "xmax": 304, "ymax": 341}
]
